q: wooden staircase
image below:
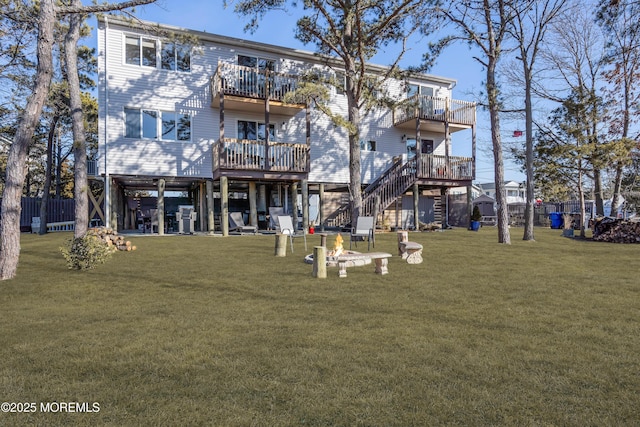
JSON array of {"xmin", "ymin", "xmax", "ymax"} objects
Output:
[
  {"xmin": 361, "ymin": 157, "xmax": 418, "ymax": 216},
  {"xmin": 330, "ymin": 157, "xmax": 419, "ymax": 226}
]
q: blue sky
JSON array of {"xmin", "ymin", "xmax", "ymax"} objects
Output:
[{"xmin": 87, "ymin": 0, "xmax": 526, "ymax": 183}]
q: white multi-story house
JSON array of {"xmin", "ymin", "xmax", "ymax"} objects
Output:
[{"xmin": 95, "ymin": 17, "xmax": 477, "ymax": 233}]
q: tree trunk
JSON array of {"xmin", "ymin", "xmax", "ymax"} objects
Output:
[
  {"xmin": 345, "ymin": 63, "xmax": 362, "ymax": 224},
  {"xmin": 487, "ymin": 55, "xmax": 511, "ymax": 244},
  {"xmin": 593, "ymin": 168, "xmax": 604, "ymax": 216},
  {"xmin": 0, "ymin": 0, "xmax": 56, "ymax": 280},
  {"xmin": 610, "ymin": 164, "xmax": 624, "ymax": 218},
  {"xmin": 65, "ymin": 0, "xmax": 89, "ymax": 238},
  {"xmin": 578, "ymin": 166, "xmax": 586, "ymax": 238},
  {"xmin": 55, "ymin": 139, "xmax": 62, "ymax": 197},
  {"xmin": 523, "ymin": 68, "xmax": 535, "ymax": 241},
  {"xmin": 39, "ymin": 116, "xmax": 59, "ymax": 234}
]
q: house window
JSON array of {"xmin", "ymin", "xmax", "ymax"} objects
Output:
[
  {"xmin": 124, "ymin": 108, "xmax": 140, "ymax": 138},
  {"xmin": 124, "ymin": 108, "xmax": 191, "ymax": 141},
  {"xmin": 125, "ymin": 36, "xmax": 157, "ymax": 67},
  {"xmin": 161, "ymin": 42, "xmax": 191, "ymax": 72},
  {"xmin": 125, "ymin": 35, "xmax": 190, "ymax": 72},
  {"xmin": 161, "ymin": 112, "xmax": 191, "ymax": 141},
  {"xmin": 335, "ymin": 72, "xmax": 346, "ymax": 95},
  {"xmin": 237, "ymin": 55, "xmax": 275, "ymax": 96},
  {"xmin": 237, "ymin": 55, "xmax": 275, "ymax": 72},
  {"xmin": 125, "ymin": 36, "xmax": 140, "ymax": 65},
  {"xmin": 406, "ymin": 138, "xmax": 434, "ymax": 159},
  {"xmin": 407, "ymin": 83, "xmax": 434, "ymax": 114},
  {"xmin": 421, "ymin": 139, "xmax": 434, "ymax": 154},
  {"xmin": 360, "ymin": 140, "xmax": 376, "ymax": 151},
  {"xmin": 238, "ymin": 120, "xmax": 275, "ymax": 141},
  {"xmin": 142, "ymin": 110, "xmax": 158, "ymax": 138}
]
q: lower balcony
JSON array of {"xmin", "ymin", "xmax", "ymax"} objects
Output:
[
  {"xmin": 213, "ymin": 138, "xmax": 310, "ymax": 180},
  {"xmin": 417, "ymin": 154, "xmax": 474, "ymax": 182}
]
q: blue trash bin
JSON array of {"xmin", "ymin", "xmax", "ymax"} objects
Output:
[{"xmin": 549, "ymin": 212, "xmax": 563, "ymax": 229}]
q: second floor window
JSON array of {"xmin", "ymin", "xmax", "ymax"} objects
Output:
[
  {"xmin": 126, "ymin": 36, "xmax": 156, "ymax": 67},
  {"xmin": 335, "ymin": 72, "xmax": 346, "ymax": 95},
  {"xmin": 360, "ymin": 140, "xmax": 376, "ymax": 151},
  {"xmin": 125, "ymin": 35, "xmax": 190, "ymax": 72},
  {"xmin": 161, "ymin": 42, "xmax": 191, "ymax": 72},
  {"xmin": 125, "ymin": 108, "xmax": 191, "ymax": 141},
  {"xmin": 238, "ymin": 120, "xmax": 275, "ymax": 141}
]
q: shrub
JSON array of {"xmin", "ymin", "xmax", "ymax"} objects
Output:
[
  {"xmin": 60, "ymin": 234, "xmax": 115, "ymax": 270},
  {"xmin": 471, "ymin": 205, "xmax": 482, "ymax": 222}
]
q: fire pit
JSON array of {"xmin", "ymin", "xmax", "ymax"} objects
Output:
[
  {"xmin": 304, "ymin": 234, "xmax": 372, "ymax": 267},
  {"xmin": 305, "ymin": 233, "xmax": 393, "ymax": 278}
]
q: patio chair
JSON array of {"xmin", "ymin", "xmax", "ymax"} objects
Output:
[
  {"xmin": 277, "ymin": 215, "xmax": 307, "ymax": 253},
  {"xmin": 268, "ymin": 207, "xmax": 285, "ymax": 230},
  {"xmin": 350, "ymin": 216, "xmax": 375, "ymax": 251},
  {"xmin": 229, "ymin": 212, "xmax": 257, "ymax": 234}
]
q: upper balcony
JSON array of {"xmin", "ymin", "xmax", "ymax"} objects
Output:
[
  {"xmin": 393, "ymin": 95, "xmax": 476, "ymax": 133},
  {"xmin": 210, "ymin": 62, "xmax": 306, "ymax": 116}
]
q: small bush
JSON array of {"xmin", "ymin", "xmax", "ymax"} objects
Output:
[
  {"xmin": 471, "ymin": 205, "xmax": 482, "ymax": 221},
  {"xmin": 60, "ymin": 234, "xmax": 115, "ymax": 270}
]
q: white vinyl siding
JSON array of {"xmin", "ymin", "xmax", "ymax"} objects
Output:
[{"xmin": 98, "ymin": 19, "xmax": 461, "ymax": 182}]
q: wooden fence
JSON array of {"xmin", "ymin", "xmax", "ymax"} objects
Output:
[{"xmin": 0, "ymin": 198, "xmax": 102, "ymax": 230}]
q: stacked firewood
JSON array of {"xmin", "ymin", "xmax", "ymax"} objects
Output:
[
  {"xmin": 88, "ymin": 227, "xmax": 137, "ymax": 251},
  {"xmin": 419, "ymin": 221, "xmax": 442, "ymax": 232},
  {"xmin": 592, "ymin": 218, "xmax": 640, "ymax": 243}
]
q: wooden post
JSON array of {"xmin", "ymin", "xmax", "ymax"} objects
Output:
[
  {"xmin": 275, "ymin": 234, "xmax": 287, "ymax": 257},
  {"xmin": 416, "ymin": 105, "xmax": 422, "ymax": 177},
  {"xmin": 249, "ymin": 181, "xmax": 257, "ymax": 228},
  {"xmin": 441, "ymin": 187, "xmax": 448, "ymax": 230},
  {"xmin": 291, "ymin": 181, "xmax": 298, "ymax": 229},
  {"xmin": 413, "ymin": 182, "xmax": 420, "ymax": 231},
  {"xmin": 221, "ymin": 176, "xmax": 229, "ymax": 236},
  {"xmin": 206, "ymin": 179, "xmax": 215, "ymax": 233},
  {"xmin": 199, "ymin": 183, "xmax": 205, "ymax": 232},
  {"xmin": 472, "ymin": 122, "xmax": 476, "ymax": 180},
  {"xmin": 265, "ymin": 69, "xmax": 271, "ymax": 170},
  {"xmin": 467, "ymin": 184, "xmax": 473, "ymax": 228},
  {"xmin": 397, "ymin": 230, "xmax": 408, "ymax": 256},
  {"xmin": 318, "ymin": 232, "xmax": 328, "ymax": 248},
  {"xmin": 258, "ymin": 185, "xmax": 267, "ymax": 215},
  {"xmin": 157, "ymin": 178, "xmax": 165, "ymax": 235},
  {"xmin": 319, "ymin": 183, "xmax": 325, "ymax": 232},
  {"xmin": 312, "ymin": 245, "xmax": 327, "ymax": 278},
  {"xmin": 395, "ymin": 196, "xmax": 400, "ymax": 231},
  {"xmin": 302, "ymin": 179, "xmax": 309, "ymax": 232}
]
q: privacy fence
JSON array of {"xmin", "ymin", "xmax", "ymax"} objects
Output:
[{"xmin": 0, "ymin": 198, "xmax": 87, "ymax": 231}]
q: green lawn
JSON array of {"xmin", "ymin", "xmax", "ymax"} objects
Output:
[{"xmin": 1, "ymin": 228, "xmax": 639, "ymax": 426}]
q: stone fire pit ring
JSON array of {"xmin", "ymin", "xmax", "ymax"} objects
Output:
[{"xmin": 304, "ymin": 251, "xmax": 372, "ymax": 268}]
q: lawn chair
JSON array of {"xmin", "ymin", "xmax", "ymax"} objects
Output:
[
  {"xmin": 268, "ymin": 207, "xmax": 285, "ymax": 230},
  {"xmin": 229, "ymin": 212, "xmax": 257, "ymax": 234},
  {"xmin": 350, "ymin": 216, "xmax": 375, "ymax": 251},
  {"xmin": 277, "ymin": 215, "xmax": 307, "ymax": 252}
]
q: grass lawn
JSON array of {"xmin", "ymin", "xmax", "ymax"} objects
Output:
[{"xmin": 1, "ymin": 227, "xmax": 639, "ymax": 426}]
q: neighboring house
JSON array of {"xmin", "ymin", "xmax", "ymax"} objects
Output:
[
  {"xmin": 96, "ymin": 17, "xmax": 477, "ymax": 233},
  {"xmin": 478, "ymin": 181, "xmax": 525, "ymax": 205}
]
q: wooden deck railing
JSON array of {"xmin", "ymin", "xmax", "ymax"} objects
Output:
[
  {"xmin": 213, "ymin": 138, "xmax": 309, "ymax": 173},
  {"xmin": 419, "ymin": 154, "xmax": 473, "ymax": 180},
  {"xmin": 211, "ymin": 62, "xmax": 300, "ymax": 102},
  {"xmin": 339, "ymin": 154, "xmax": 473, "ymax": 224},
  {"xmin": 393, "ymin": 95, "xmax": 476, "ymax": 127}
]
